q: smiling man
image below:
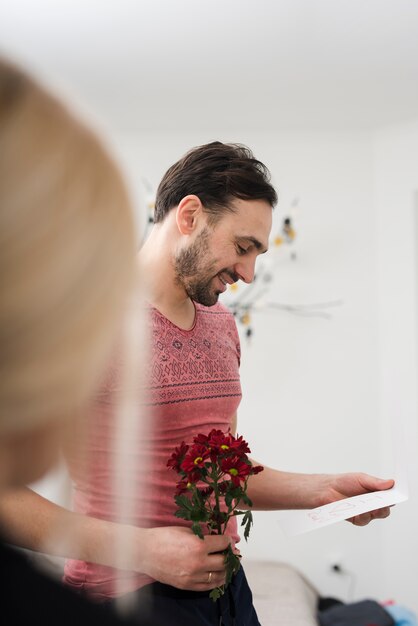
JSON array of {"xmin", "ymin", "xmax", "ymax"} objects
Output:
[
  {"xmin": 0, "ymin": 142, "xmax": 394, "ymax": 626},
  {"xmin": 144, "ymin": 143, "xmax": 274, "ymax": 329}
]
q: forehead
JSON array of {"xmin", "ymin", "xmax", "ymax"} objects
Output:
[{"xmin": 218, "ymin": 198, "xmax": 273, "ymax": 250}]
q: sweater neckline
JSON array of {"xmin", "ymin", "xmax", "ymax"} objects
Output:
[{"xmin": 148, "ymin": 300, "xmax": 199, "ymax": 333}]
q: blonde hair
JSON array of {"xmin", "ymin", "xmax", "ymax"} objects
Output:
[{"xmin": 0, "ymin": 59, "xmax": 137, "ymax": 435}]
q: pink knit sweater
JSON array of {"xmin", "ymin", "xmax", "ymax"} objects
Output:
[{"xmin": 64, "ymin": 302, "xmax": 242, "ymax": 600}]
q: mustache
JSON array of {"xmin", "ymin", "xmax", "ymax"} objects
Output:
[{"xmin": 220, "ymin": 270, "xmax": 239, "ymax": 284}]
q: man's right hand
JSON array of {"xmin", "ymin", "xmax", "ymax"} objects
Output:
[{"xmin": 136, "ymin": 526, "xmax": 235, "ymax": 591}]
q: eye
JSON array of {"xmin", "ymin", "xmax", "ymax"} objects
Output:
[{"xmin": 236, "ymin": 244, "xmax": 248, "ymax": 255}]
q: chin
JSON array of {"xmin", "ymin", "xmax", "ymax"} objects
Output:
[
  {"xmin": 194, "ymin": 293, "xmax": 219, "ymax": 307},
  {"xmin": 206, "ymin": 291, "xmax": 221, "ymax": 306},
  {"xmin": 188, "ymin": 284, "xmax": 215, "ymax": 306}
]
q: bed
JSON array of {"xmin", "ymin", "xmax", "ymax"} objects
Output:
[{"xmin": 244, "ymin": 560, "xmax": 319, "ymax": 626}]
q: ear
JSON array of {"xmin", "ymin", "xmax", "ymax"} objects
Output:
[{"xmin": 175, "ymin": 195, "xmax": 204, "ymax": 235}]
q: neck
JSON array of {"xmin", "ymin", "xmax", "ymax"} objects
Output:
[{"xmin": 140, "ymin": 225, "xmax": 196, "ymax": 330}]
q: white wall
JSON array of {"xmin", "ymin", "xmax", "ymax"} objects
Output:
[{"xmin": 374, "ymin": 120, "xmax": 418, "ymax": 613}]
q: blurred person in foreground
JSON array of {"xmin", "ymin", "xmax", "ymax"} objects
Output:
[{"xmin": 0, "ymin": 58, "xmax": 152, "ymax": 625}]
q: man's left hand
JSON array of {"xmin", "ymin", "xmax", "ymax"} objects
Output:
[{"xmin": 322, "ymin": 473, "xmax": 394, "ymax": 526}]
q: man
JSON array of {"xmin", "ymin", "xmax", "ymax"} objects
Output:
[{"xmin": 0, "ymin": 142, "xmax": 393, "ymax": 626}]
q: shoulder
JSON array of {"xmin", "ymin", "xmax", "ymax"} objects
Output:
[
  {"xmin": 195, "ymin": 300, "xmax": 236, "ymax": 320},
  {"xmin": 195, "ymin": 302, "xmax": 241, "ymax": 358},
  {"xmin": 196, "ymin": 302, "xmax": 238, "ymax": 335}
]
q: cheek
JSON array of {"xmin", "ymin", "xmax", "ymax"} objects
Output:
[{"xmin": 198, "ymin": 255, "xmax": 220, "ymax": 277}]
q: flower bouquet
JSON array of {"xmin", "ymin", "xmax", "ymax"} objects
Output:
[{"xmin": 167, "ymin": 428, "xmax": 263, "ymax": 601}]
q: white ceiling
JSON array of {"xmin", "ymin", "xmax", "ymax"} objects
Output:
[{"xmin": 1, "ymin": 0, "xmax": 418, "ymax": 132}]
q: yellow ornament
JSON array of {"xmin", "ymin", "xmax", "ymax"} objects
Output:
[{"xmin": 240, "ymin": 313, "xmax": 251, "ymax": 326}]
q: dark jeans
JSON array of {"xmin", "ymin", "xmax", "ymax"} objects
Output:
[{"xmin": 107, "ymin": 567, "xmax": 261, "ymax": 626}]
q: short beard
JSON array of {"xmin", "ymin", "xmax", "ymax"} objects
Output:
[{"xmin": 174, "ymin": 228, "xmax": 220, "ymax": 307}]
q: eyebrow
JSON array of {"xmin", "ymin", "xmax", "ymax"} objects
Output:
[{"xmin": 239, "ymin": 236, "xmax": 269, "ymax": 254}]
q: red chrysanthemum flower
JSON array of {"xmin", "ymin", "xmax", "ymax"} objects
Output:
[
  {"xmin": 207, "ymin": 429, "xmax": 230, "ymax": 446},
  {"xmin": 185, "ymin": 470, "xmax": 201, "ymax": 485},
  {"xmin": 207, "ymin": 429, "xmax": 233, "ymax": 457},
  {"xmin": 205, "ymin": 429, "xmax": 252, "ymax": 461},
  {"xmin": 180, "ymin": 443, "xmax": 211, "ymax": 473},
  {"xmin": 199, "ymin": 485, "xmax": 214, "ymax": 498},
  {"xmin": 193, "ymin": 432, "xmax": 210, "ymax": 447},
  {"xmin": 220, "ymin": 456, "xmax": 253, "ymax": 486},
  {"xmin": 228, "ymin": 434, "xmax": 251, "ymax": 457},
  {"xmin": 167, "ymin": 441, "xmax": 189, "ymax": 471},
  {"xmin": 175, "ymin": 479, "xmax": 190, "ymax": 495},
  {"xmin": 218, "ymin": 481, "xmax": 229, "ymax": 494}
]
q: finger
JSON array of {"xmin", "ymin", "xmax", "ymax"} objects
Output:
[
  {"xmin": 199, "ymin": 571, "xmax": 226, "ymax": 588},
  {"xmin": 173, "ymin": 565, "xmax": 226, "ymax": 591},
  {"xmin": 348, "ymin": 506, "xmax": 391, "ymax": 526},
  {"xmin": 178, "ymin": 572, "xmax": 226, "ymax": 592},
  {"xmin": 205, "ymin": 553, "xmax": 228, "ymax": 573},
  {"xmin": 175, "ymin": 576, "xmax": 225, "ymax": 592},
  {"xmin": 358, "ymin": 474, "xmax": 395, "ymax": 492},
  {"xmin": 371, "ymin": 506, "xmax": 391, "ymax": 519},
  {"xmin": 193, "ymin": 579, "xmax": 226, "ymax": 592},
  {"xmin": 204, "ymin": 546, "xmax": 241, "ymax": 571},
  {"xmin": 206, "ymin": 572, "xmax": 225, "ymax": 589},
  {"xmin": 347, "ymin": 512, "xmax": 372, "ymax": 526},
  {"xmin": 204, "ymin": 534, "xmax": 232, "ymax": 553}
]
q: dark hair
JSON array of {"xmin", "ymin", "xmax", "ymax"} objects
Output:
[{"xmin": 154, "ymin": 141, "xmax": 277, "ymax": 223}]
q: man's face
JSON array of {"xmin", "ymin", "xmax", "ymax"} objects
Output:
[{"xmin": 174, "ymin": 198, "xmax": 272, "ymax": 306}]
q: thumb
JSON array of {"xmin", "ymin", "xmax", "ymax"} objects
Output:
[{"xmin": 360, "ymin": 475, "xmax": 395, "ymax": 492}]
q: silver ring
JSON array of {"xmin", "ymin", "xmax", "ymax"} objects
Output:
[{"xmin": 207, "ymin": 571, "xmax": 213, "ymax": 584}]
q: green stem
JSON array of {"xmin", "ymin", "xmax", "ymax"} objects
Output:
[
  {"xmin": 211, "ymin": 463, "xmax": 222, "ymax": 535},
  {"xmin": 221, "ymin": 476, "xmax": 250, "ymax": 533},
  {"xmin": 222, "ymin": 505, "xmax": 245, "ymax": 534}
]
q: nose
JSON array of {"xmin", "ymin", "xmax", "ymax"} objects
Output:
[{"xmin": 235, "ymin": 257, "xmax": 257, "ymax": 284}]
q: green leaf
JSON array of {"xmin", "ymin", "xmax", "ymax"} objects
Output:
[
  {"xmin": 239, "ymin": 492, "xmax": 253, "ymax": 507},
  {"xmin": 209, "ymin": 587, "xmax": 224, "ymax": 602},
  {"xmin": 175, "ymin": 491, "xmax": 209, "ymax": 525},
  {"xmin": 224, "ymin": 543, "xmax": 241, "ymax": 587},
  {"xmin": 229, "ymin": 485, "xmax": 242, "ymax": 499},
  {"xmin": 241, "ymin": 510, "xmax": 253, "ymax": 541},
  {"xmin": 174, "ymin": 494, "xmax": 193, "ymax": 510},
  {"xmin": 192, "ymin": 489, "xmax": 205, "ymax": 507},
  {"xmin": 174, "ymin": 509, "xmax": 192, "ymax": 521},
  {"xmin": 191, "ymin": 522, "xmax": 204, "ymax": 540},
  {"xmin": 225, "ymin": 491, "xmax": 233, "ymax": 508},
  {"xmin": 190, "ymin": 509, "xmax": 206, "ymax": 522}
]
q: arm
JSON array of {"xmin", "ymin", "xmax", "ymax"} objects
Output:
[
  {"xmin": 0, "ymin": 486, "xmax": 124, "ymax": 564},
  {"xmin": 231, "ymin": 413, "xmax": 394, "ymax": 525},
  {"xmin": 0, "ymin": 486, "xmax": 232, "ymax": 591},
  {"xmin": 246, "ymin": 463, "xmax": 394, "ymax": 524}
]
